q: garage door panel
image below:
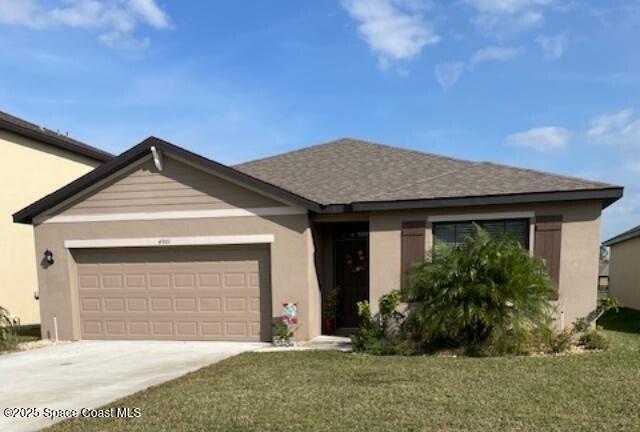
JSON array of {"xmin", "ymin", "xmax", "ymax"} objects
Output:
[
  {"xmin": 74, "ymin": 246, "xmax": 270, "ymax": 341},
  {"xmin": 125, "ymin": 274, "xmax": 147, "ymax": 289}
]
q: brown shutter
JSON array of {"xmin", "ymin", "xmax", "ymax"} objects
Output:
[
  {"xmin": 534, "ymin": 215, "xmax": 562, "ymax": 300},
  {"xmin": 402, "ymin": 221, "xmax": 426, "ymax": 287}
]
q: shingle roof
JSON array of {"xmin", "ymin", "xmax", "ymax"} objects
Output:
[
  {"xmin": 235, "ymin": 138, "xmax": 621, "ymax": 206},
  {"xmin": 603, "ymin": 224, "xmax": 640, "ymax": 247},
  {"xmin": 0, "ymin": 110, "xmax": 113, "ymax": 162},
  {"xmin": 14, "ymin": 137, "xmax": 624, "ymax": 225}
]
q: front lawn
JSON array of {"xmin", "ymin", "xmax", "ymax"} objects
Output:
[{"xmin": 48, "ymin": 310, "xmax": 640, "ymax": 432}]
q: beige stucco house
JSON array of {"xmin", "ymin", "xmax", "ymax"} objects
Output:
[
  {"xmin": 1, "ymin": 111, "xmax": 112, "ymax": 326},
  {"xmin": 13, "ymin": 137, "xmax": 622, "ymax": 341},
  {"xmin": 603, "ymin": 225, "xmax": 640, "ymax": 310}
]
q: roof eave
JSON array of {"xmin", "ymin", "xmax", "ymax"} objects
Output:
[
  {"xmin": 0, "ymin": 117, "xmax": 113, "ymax": 162},
  {"xmin": 318, "ymin": 187, "xmax": 624, "ymax": 213},
  {"xmin": 603, "ymin": 228, "xmax": 640, "ymax": 247}
]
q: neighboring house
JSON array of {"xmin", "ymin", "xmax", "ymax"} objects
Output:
[
  {"xmin": 603, "ymin": 225, "xmax": 640, "ymax": 310},
  {"xmin": 13, "ymin": 137, "xmax": 622, "ymax": 341},
  {"xmin": 599, "ymin": 262, "xmax": 609, "ymax": 291},
  {"xmin": 0, "ymin": 111, "xmax": 113, "ymax": 326}
]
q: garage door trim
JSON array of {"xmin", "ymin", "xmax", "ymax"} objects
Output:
[{"xmin": 65, "ymin": 234, "xmax": 274, "ymax": 249}]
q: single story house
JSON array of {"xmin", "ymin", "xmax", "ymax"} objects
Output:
[
  {"xmin": 0, "ymin": 110, "xmax": 112, "ymax": 327},
  {"xmin": 13, "ymin": 137, "xmax": 623, "ymax": 341},
  {"xmin": 603, "ymin": 225, "xmax": 640, "ymax": 310}
]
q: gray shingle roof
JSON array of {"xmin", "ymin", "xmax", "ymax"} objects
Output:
[
  {"xmin": 235, "ymin": 138, "xmax": 620, "ymax": 206},
  {"xmin": 0, "ymin": 110, "xmax": 113, "ymax": 162},
  {"xmin": 603, "ymin": 224, "xmax": 640, "ymax": 247}
]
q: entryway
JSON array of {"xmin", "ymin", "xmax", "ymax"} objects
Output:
[{"xmin": 314, "ymin": 222, "xmax": 369, "ymax": 335}]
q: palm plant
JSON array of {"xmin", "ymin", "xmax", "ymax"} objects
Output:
[{"xmin": 402, "ymin": 226, "xmax": 554, "ymax": 351}]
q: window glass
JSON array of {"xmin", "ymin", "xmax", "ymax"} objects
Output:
[{"xmin": 433, "ymin": 218, "xmax": 529, "ymax": 249}]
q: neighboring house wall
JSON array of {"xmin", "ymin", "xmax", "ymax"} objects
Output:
[
  {"xmin": 609, "ymin": 237, "xmax": 640, "ymax": 310},
  {"xmin": 368, "ymin": 200, "xmax": 602, "ymax": 328},
  {"xmin": 32, "ymin": 155, "xmax": 321, "ymax": 341},
  {"xmin": 0, "ymin": 129, "xmax": 100, "ymax": 325}
]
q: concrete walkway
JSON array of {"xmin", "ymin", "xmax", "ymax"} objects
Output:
[{"xmin": 0, "ymin": 340, "xmax": 265, "ymax": 432}]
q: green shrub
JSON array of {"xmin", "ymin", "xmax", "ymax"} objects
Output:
[
  {"xmin": 573, "ymin": 318, "xmax": 590, "ymax": 333},
  {"xmin": 0, "ymin": 306, "xmax": 17, "ymax": 352},
  {"xmin": 351, "ymin": 292, "xmax": 411, "ymax": 355},
  {"xmin": 549, "ymin": 329, "xmax": 573, "ymax": 354},
  {"xmin": 580, "ymin": 330, "xmax": 609, "ymax": 351},
  {"xmin": 402, "ymin": 226, "xmax": 554, "ymax": 354}
]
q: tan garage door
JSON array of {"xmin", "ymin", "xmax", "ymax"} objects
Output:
[{"xmin": 73, "ymin": 246, "xmax": 270, "ymax": 341}]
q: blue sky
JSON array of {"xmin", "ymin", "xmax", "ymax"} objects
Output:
[{"xmin": 0, "ymin": 0, "xmax": 638, "ymax": 239}]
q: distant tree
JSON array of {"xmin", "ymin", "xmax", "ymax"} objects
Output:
[{"xmin": 600, "ymin": 245, "xmax": 609, "ymax": 262}]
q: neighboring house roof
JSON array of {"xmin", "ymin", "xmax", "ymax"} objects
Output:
[
  {"xmin": 0, "ymin": 110, "xmax": 113, "ymax": 162},
  {"xmin": 235, "ymin": 138, "xmax": 622, "ymax": 211},
  {"xmin": 599, "ymin": 262, "xmax": 610, "ymax": 277},
  {"xmin": 14, "ymin": 137, "xmax": 624, "ymax": 224},
  {"xmin": 603, "ymin": 224, "xmax": 640, "ymax": 247}
]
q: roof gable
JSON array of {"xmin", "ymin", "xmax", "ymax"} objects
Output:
[
  {"xmin": 47, "ymin": 156, "xmax": 284, "ymax": 220},
  {"xmin": 14, "ymin": 137, "xmax": 319, "ymax": 224}
]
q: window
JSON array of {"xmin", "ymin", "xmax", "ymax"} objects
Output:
[{"xmin": 433, "ymin": 218, "xmax": 530, "ymax": 249}]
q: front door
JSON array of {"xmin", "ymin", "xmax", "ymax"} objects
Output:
[{"xmin": 334, "ymin": 224, "xmax": 369, "ymax": 329}]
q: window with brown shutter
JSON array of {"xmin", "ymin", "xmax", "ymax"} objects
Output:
[
  {"xmin": 534, "ymin": 215, "xmax": 562, "ymax": 300},
  {"xmin": 402, "ymin": 221, "xmax": 426, "ymax": 287}
]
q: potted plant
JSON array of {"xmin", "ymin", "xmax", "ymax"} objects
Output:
[
  {"xmin": 322, "ymin": 286, "xmax": 340, "ymax": 335},
  {"xmin": 272, "ymin": 303, "xmax": 299, "ymax": 347},
  {"xmin": 272, "ymin": 322, "xmax": 296, "ymax": 347}
]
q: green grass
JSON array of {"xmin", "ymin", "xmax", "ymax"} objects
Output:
[{"xmin": 47, "ymin": 310, "xmax": 640, "ymax": 432}]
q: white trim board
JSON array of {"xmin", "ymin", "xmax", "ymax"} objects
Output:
[
  {"xmin": 64, "ymin": 234, "xmax": 275, "ymax": 249},
  {"xmin": 40, "ymin": 206, "xmax": 306, "ymax": 224},
  {"xmin": 428, "ymin": 211, "xmax": 534, "ymax": 223}
]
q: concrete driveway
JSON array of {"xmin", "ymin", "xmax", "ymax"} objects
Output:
[{"xmin": 0, "ymin": 340, "xmax": 265, "ymax": 432}]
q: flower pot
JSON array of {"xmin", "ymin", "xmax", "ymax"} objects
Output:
[{"xmin": 324, "ymin": 318, "xmax": 335, "ymax": 335}]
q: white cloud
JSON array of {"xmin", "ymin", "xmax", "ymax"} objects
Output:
[
  {"xmin": 0, "ymin": 0, "xmax": 170, "ymax": 49},
  {"xmin": 436, "ymin": 46, "xmax": 519, "ymax": 89},
  {"xmin": 466, "ymin": 0, "xmax": 555, "ymax": 33},
  {"xmin": 434, "ymin": 62, "xmax": 465, "ymax": 90},
  {"xmin": 536, "ymin": 32, "xmax": 567, "ymax": 59},
  {"xmin": 341, "ymin": 0, "xmax": 440, "ymax": 71},
  {"xmin": 506, "ymin": 126, "xmax": 570, "ymax": 151},
  {"xmin": 468, "ymin": 0, "xmax": 554, "ymax": 14},
  {"xmin": 587, "ymin": 109, "xmax": 640, "ymax": 148},
  {"xmin": 469, "ymin": 46, "xmax": 520, "ymax": 66}
]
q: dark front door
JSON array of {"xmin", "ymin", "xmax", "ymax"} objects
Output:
[{"xmin": 334, "ymin": 224, "xmax": 369, "ymax": 328}]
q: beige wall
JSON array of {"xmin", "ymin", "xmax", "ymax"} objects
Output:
[
  {"xmin": 609, "ymin": 237, "xmax": 640, "ymax": 310},
  {"xmin": 34, "ymin": 215, "xmax": 320, "ymax": 341},
  {"xmin": 369, "ymin": 200, "xmax": 602, "ymax": 327},
  {"xmin": 32, "ymin": 155, "xmax": 321, "ymax": 341},
  {"xmin": 0, "ymin": 129, "xmax": 100, "ymax": 325}
]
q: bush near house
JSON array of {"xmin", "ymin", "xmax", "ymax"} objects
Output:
[
  {"xmin": 0, "ymin": 305, "xmax": 18, "ymax": 352},
  {"xmin": 353, "ymin": 227, "xmax": 611, "ymax": 356}
]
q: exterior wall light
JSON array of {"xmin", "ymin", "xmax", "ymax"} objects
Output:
[{"xmin": 44, "ymin": 249, "xmax": 54, "ymax": 265}]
